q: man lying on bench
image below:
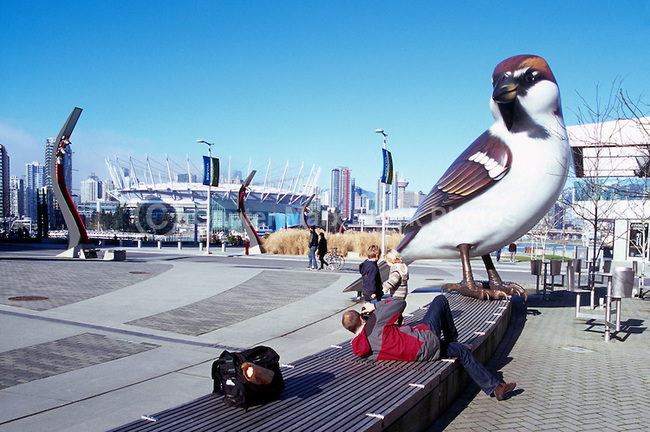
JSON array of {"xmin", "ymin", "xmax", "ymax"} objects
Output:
[{"xmin": 342, "ymin": 295, "xmax": 516, "ymax": 401}]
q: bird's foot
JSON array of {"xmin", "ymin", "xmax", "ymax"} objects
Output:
[
  {"xmin": 442, "ymin": 280, "xmax": 503, "ymax": 301},
  {"xmin": 489, "ymin": 280, "xmax": 528, "ymax": 302}
]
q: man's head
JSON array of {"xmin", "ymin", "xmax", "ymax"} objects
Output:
[
  {"xmin": 367, "ymin": 244, "xmax": 380, "ymax": 260},
  {"xmin": 342, "ymin": 310, "xmax": 364, "ymax": 333}
]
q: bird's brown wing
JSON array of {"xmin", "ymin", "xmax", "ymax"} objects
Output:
[{"xmin": 404, "ymin": 131, "xmax": 512, "ymax": 233}]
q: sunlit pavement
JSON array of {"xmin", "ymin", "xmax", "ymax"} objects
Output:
[{"xmin": 2, "ymin": 243, "xmax": 646, "ymax": 431}]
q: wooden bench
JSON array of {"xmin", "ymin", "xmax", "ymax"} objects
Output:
[{"xmin": 109, "ymin": 293, "xmax": 512, "ymax": 432}]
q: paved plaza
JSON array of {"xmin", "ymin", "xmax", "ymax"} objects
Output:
[
  {"xmin": 429, "ymin": 286, "xmax": 650, "ymax": 431},
  {"xmin": 0, "ymin": 243, "xmax": 648, "ymax": 431}
]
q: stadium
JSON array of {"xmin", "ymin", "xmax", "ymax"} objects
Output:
[{"xmin": 102, "ymin": 154, "xmax": 321, "ymax": 241}]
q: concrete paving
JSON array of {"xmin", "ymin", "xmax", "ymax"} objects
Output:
[
  {"xmin": 429, "ymin": 279, "xmax": 650, "ymax": 431},
  {"xmin": 0, "ymin": 243, "xmax": 647, "ymax": 431}
]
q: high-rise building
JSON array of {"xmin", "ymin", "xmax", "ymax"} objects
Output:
[
  {"xmin": 101, "ymin": 179, "xmax": 114, "ymax": 201},
  {"xmin": 397, "ymin": 178, "xmax": 409, "ymax": 208},
  {"xmin": 80, "ymin": 175, "xmax": 101, "ymax": 203},
  {"xmin": 45, "ymin": 137, "xmax": 74, "ymax": 229},
  {"xmin": 44, "ymin": 138, "xmax": 55, "ymax": 189},
  {"xmin": 321, "ymin": 189, "xmax": 330, "ymax": 210},
  {"xmin": 330, "ymin": 169, "xmax": 341, "ymax": 208},
  {"xmin": 391, "ymin": 171, "xmax": 399, "ymax": 210},
  {"xmin": 349, "ymin": 177, "xmax": 355, "ymax": 221},
  {"xmin": 376, "ymin": 177, "xmax": 383, "ymax": 214},
  {"xmin": 0, "ymin": 144, "xmax": 10, "ymax": 218},
  {"xmin": 330, "ymin": 167, "xmax": 352, "ymax": 219},
  {"xmin": 402, "ymin": 190, "xmax": 425, "ymax": 208},
  {"xmin": 176, "ymin": 173, "xmax": 199, "ymax": 183},
  {"xmin": 9, "ymin": 176, "xmax": 24, "ymax": 218},
  {"xmin": 25, "ymin": 162, "xmax": 45, "ymax": 222},
  {"xmin": 44, "ymin": 138, "xmax": 72, "ymax": 191}
]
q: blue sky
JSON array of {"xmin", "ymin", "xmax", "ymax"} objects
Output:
[{"xmin": 1, "ymin": 1, "xmax": 649, "ymax": 194}]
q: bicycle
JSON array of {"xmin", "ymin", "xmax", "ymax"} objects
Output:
[{"xmin": 324, "ymin": 248, "xmax": 345, "ymax": 271}]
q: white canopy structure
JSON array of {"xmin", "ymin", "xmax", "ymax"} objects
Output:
[{"xmin": 105, "ymin": 154, "xmax": 321, "ymax": 237}]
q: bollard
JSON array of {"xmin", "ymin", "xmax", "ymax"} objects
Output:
[
  {"xmin": 549, "ymin": 260, "xmax": 562, "ymax": 290},
  {"xmin": 157, "ymin": 241, "xmax": 162, "ymax": 249},
  {"xmin": 531, "ymin": 259, "xmax": 542, "ymax": 296},
  {"xmin": 605, "ymin": 267, "xmax": 635, "ymax": 341},
  {"xmin": 566, "ymin": 260, "xmax": 576, "ymax": 291},
  {"xmin": 222, "ymin": 243, "xmax": 226, "ymax": 252},
  {"xmin": 550, "ymin": 260, "xmax": 562, "ymax": 276},
  {"xmin": 178, "ymin": 241, "xmax": 182, "ymax": 250},
  {"xmin": 530, "ymin": 259, "xmax": 542, "ymax": 276},
  {"xmin": 612, "ymin": 267, "xmax": 634, "ymax": 298},
  {"xmin": 603, "ymin": 259, "xmax": 612, "ymax": 274},
  {"xmin": 137, "ymin": 239, "xmax": 142, "ymax": 248},
  {"xmin": 199, "ymin": 243, "xmax": 203, "ymax": 252}
]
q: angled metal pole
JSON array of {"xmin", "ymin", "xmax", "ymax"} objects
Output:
[{"xmin": 376, "ymin": 129, "xmax": 388, "ymax": 256}]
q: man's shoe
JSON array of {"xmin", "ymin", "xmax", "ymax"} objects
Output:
[{"xmin": 493, "ymin": 382, "xmax": 516, "ymax": 401}]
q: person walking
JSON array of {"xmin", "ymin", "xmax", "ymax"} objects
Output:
[
  {"xmin": 342, "ymin": 295, "xmax": 516, "ymax": 401},
  {"xmin": 317, "ymin": 232, "xmax": 328, "ymax": 270},
  {"xmin": 307, "ymin": 225, "xmax": 319, "ymax": 270},
  {"xmin": 508, "ymin": 242, "xmax": 517, "ymax": 262}
]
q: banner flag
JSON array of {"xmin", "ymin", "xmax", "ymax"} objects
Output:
[
  {"xmin": 211, "ymin": 157, "xmax": 220, "ymax": 187},
  {"xmin": 203, "ymin": 156, "xmax": 220, "ymax": 187},
  {"xmin": 381, "ymin": 148, "xmax": 393, "ymax": 184},
  {"xmin": 202, "ymin": 156, "xmax": 210, "ymax": 185}
]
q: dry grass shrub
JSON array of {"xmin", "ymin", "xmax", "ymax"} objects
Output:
[
  {"xmin": 262, "ymin": 229, "xmax": 309, "ymax": 255},
  {"xmin": 263, "ymin": 229, "xmax": 405, "ymax": 257}
]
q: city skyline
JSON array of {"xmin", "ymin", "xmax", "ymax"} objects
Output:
[{"xmin": 1, "ymin": 2, "xmax": 649, "ymax": 195}]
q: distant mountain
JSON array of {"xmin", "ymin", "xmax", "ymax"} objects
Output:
[{"xmin": 355, "ymin": 187, "xmax": 375, "ymax": 199}]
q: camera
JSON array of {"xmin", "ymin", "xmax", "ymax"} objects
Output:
[{"xmin": 361, "ymin": 310, "xmax": 373, "ymax": 320}]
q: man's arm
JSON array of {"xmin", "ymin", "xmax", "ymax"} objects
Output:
[{"xmin": 373, "ymin": 299, "xmax": 406, "ymax": 327}]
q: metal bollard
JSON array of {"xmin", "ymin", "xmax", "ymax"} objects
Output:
[
  {"xmin": 612, "ymin": 267, "xmax": 634, "ymax": 298},
  {"xmin": 566, "ymin": 260, "xmax": 576, "ymax": 291},
  {"xmin": 530, "ymin": 259, "xmax": 542, "ymax": 276},
  {"xmin": 530, "ymin": 259, "xmax": 542, "ymax": 296},
  {"xmin": 605, "ymin": 267, "xmax": 635, "ymax": 342}
]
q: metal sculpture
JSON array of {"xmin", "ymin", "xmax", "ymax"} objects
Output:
[
  {"xmin": 301, "ymin": 194, "xmax": 316, "ymax": 228},
  {"xmin": 346, "ymin": 55, "xmax": 571, "ymax": 300},
  {"xmin": 52, "ymin": 108, "xmax": 97, "ymax": 258},
  {"xmin": 238, "ymin": 170, "xmax": 264, "ymax": 254}
]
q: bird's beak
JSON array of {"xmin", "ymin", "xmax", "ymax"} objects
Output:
[
  {"xmin": 492, "ymin": 75, "xmax": 518, "ymax": 104},
  {"xmin": 492, "ymin": 75, "xmax": 518, "ymax": 130}
]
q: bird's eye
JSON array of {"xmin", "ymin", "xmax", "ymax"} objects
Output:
[{"xmin": 524, "ymin": 72, "xmax": 535, "ymax": 84}]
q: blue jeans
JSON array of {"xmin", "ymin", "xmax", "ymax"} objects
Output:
[
  {"xmin": 308, "ymin": 246, "xmax": 317, "ymax": 269},
  {"xmin": 422, "ymin": 295, "xmax": 501, "ymax": 395}
]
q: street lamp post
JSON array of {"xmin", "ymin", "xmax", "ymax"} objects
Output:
[
  {"xmin": 197, "ymin": 139, "xmax": 214, "ymax": 254},
  {"xmin": 376, "ymin": 129, "xmax": 388, "ymax": 256}
]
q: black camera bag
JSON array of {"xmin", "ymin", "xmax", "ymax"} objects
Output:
[{"xmin": 211, "ymin": 345, "xmax": 284, "ymax": 409}]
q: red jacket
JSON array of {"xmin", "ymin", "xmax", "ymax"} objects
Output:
[{"xmin": 351, "ymin": 299, "xmax": 440, "ymax": 361}]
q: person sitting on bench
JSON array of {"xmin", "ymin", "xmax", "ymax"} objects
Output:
[{"xmin": 342, "ymin": 295, "xmax": 516, "ymax": 401}]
